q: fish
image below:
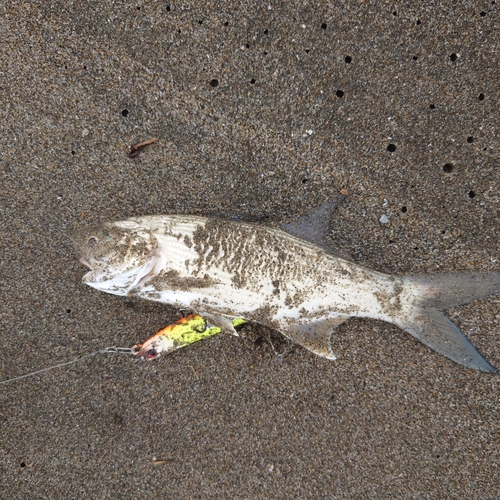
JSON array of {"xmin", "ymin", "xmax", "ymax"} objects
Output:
[{"xmin": 77, "ymin": 200, "xmax": 500, "ymax": 372}]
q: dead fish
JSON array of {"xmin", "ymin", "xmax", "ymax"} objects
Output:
[{"xmin": 77, "ymin": 200, "xmax": 500, "ymax": 372}]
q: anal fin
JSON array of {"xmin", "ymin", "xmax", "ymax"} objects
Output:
[{"xmin": 285, "ymin": 316, "xmax": 349, "ymax": 360}]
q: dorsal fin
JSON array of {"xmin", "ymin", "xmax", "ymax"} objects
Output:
[{"xmin": 282, "ymin": 196, "xmax": 345, "ymax": 252}]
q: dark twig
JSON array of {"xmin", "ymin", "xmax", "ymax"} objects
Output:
[{"xmin": 128, "ymin": 138, "xmax": 158, "ymax": 158}]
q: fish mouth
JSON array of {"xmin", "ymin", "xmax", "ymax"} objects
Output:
[
  {"xmin": 71, "ymin": 226, "xmax": 111, "ymax": 271},
  {"xmin": 78, "ymin": 246, "xmax": 107, "ymax": 281},
  {"xmin": 79, "ymin": 255, "xmax": 91, "ymax": 269},
  {"xmin": 79, "ymin": 255, "xmax": 97, "ymax": 271},
  {"xmin": 79, "ymin": 250, "xmax": 108, "ymax": 276},
  {"xmin": 80, "ymin": 249, "xmax": 161, "ymax": 298}
]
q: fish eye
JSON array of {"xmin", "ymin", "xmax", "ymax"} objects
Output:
[
  {"xmin": 87, "ymin": 236, "xmax": 99, "ymax": 247},
  {"xmin": 146, "ymin": 349, "xmax": 158, "ymax": 359}
]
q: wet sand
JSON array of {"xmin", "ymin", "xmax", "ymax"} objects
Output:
[{"xmin": 1, "ymin": 1, "xmax": 499, "ymax": 498}]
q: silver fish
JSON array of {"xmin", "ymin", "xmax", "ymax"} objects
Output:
[{"xmin": 77, "ymin": 201, "xmax": 500, "ymax": 372}]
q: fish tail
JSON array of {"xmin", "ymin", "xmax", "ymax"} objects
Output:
[{"xmin": 396, "ymin": 272, "xmax": 500, "ymax": 373}]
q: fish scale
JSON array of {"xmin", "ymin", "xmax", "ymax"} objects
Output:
[{"xmin": 151, "ymin": 218, "xmax": 397, "ymax": 323}]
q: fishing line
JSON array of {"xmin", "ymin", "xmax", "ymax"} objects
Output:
[{"xmin": 0, "ymin": 347, "xmax": 134, "ymax": 386}]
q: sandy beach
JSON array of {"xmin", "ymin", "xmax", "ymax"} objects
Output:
[{"xmin": 1, "ymin": 1, "xmax": 499, "ymax": 498}]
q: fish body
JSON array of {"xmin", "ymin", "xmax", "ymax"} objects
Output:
[{"xmin": 79, "ymin": 209, "xmax": 500, "ymax": 372}]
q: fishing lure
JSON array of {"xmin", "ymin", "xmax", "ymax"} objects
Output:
[
  {"xmin": 0, "ymin": 314, "xmax": 243, "ymax": 385},
  {"xmin": 133, "ymin": 314, "xmax": 246, "ymax": 359}
]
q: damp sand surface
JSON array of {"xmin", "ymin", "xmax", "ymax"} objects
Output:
[{"xmin": 1, "ymin": 2, "xmax": 499, "ymax": 498}]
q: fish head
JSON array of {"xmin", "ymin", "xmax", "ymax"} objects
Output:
[{"xmin": 75, "ymin": 222, "xmax": 160, "ymax": 295}]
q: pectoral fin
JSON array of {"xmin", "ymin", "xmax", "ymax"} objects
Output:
[
  {"xmin": 199, "ymin": 312, "xmax": 241, "ymax": 336},
  {"xmin": 285, "ymin": 316, "xmax": 349, "ymax": 360}
]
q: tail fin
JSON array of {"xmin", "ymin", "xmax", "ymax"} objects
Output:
[{"xmin": 398, "ymin": 273, "xmax": 500, "ymax": 373}]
